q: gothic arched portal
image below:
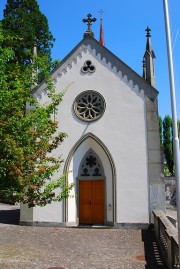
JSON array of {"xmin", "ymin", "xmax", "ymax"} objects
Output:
[{"xmin": 63, "ymin": 133, "xmax": 116, "ymax": 227}]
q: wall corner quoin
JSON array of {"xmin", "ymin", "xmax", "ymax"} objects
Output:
[
  {"xmin": 20, "ymin": 203, "xmax": 34, "ymax": 223},
  {"xmin": 145, "ymin": 97, "xmax": 165, "ymax": 220}
]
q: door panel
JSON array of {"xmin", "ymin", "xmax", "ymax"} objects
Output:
[
  {"xmin": 92, "ymin": 180, "xmax": 104, "ymax": 224},
  {"xmin": 79, "ymin": 181, "xmax": 92, "ymax": 224},
  {"xmin": 79, "ymin": 180, "xmax": 104, "ymax": 225}
]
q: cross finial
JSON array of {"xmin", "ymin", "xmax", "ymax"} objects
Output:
[
  {"xmin": 146, "ymin": 26, "xmax": 151, "ymax": 37},
  {"xmin": 83, "ymin": 13, "xmax": 97, "ymax": 34}
]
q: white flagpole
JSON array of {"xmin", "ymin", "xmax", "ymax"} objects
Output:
[{"xmin": 163, "ymin": 0, "xmax": 180, "ymax": 265}]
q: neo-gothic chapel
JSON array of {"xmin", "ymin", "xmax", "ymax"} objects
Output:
[{"xmin": 20, "ymin": 14, "xmax": 165, "ymax": 228}]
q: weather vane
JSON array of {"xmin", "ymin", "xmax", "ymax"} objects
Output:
[{"xmin": 98, "ymin": 9, "xmax": 104, "ymax": 19}]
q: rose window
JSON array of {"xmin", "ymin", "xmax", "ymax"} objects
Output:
[{"xmin": 74, "ymin": 90, "xmax": 105, "ymax": 122}]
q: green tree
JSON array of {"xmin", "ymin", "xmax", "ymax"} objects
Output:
[
  {"xmin": 159, "ymin": 116, "xmax": 163, "ymax": 146},
  {"xmin": 0, "ymin": 25, "xmax": 73, "ymax": 207},
  {"xmin": 163, "ymin": 115, "xmax": 174, "ymax": 175},
  {"xmin": 1, "ymin": 0, "xmax": 55, "ymax": 68}
]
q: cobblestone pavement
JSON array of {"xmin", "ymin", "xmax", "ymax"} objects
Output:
[{"xmin": 0, "ymin": 204, "xmax": 168, "ymax": 269}]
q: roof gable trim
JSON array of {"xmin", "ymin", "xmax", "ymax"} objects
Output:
[{"xmin": 34, "ymin": 36, "xmax": 158, "ymax": 101}]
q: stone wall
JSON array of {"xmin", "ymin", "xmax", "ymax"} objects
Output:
[
  {"xmin": 146, "ymin": 98, "xmax": 165, "ymax": 217},
  {"xmin": 165, "ymin": 176, "xmax": 176, "ymax": 209}
]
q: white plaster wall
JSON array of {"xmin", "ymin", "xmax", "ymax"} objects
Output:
[
  {"xmin": 20, "ymin": 200, "xmax": 63, "ymax": 223},
  {"xmin": 28, "ymin": 47, "xmax": 149, "ymax": 224},
  {"xmin": 33, "ymin": 201, "xmax": 63, "ymax": 222}
]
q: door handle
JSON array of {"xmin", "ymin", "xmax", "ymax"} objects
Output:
[{"xmin": 89, "ymin": 201, "xmax": 91, "ymax": 205}]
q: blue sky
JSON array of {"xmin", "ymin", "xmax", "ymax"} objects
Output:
[{"xmin": 0, "ymin": 0, "xmax": 180, "ymax": 119}]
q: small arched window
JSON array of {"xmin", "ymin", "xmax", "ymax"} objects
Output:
[{"xmin": 78, "ymin": 149, "xmax": 104, "ymax": 177}]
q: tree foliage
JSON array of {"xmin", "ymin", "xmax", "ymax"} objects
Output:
[
  {"xmin": 1, "ymin": 0, "xmax": 55, "ymax": 67},
  {"xmin": 0, "ymin": 25, "xmax": 73, "ymax": 207},
  {"xmin": 159, "ymin": 115, "xmax": 180, "ymax": 176},
  {"xmin": 158, "ymin": 116, "xmax": 163, "ymax": 146},
  {"xmin": 163, "ymin": 115, "xmax": 174, "ymax": 175}
]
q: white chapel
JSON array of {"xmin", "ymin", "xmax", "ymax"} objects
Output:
[{"xmin": 20, "ymin": 14, "xmax": 165, "ymax": 228}]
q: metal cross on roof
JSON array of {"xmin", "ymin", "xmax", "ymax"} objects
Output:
[
  {"xmin": 83, "ymin": 13, "xmax": 97, "ymax": 32},
  {"xmin": 146, "ymin": 26, "xmax": 151, "ymax": 37}
]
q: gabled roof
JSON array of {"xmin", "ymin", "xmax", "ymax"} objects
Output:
[{"xmin": 34, "ymin": 34, "xmax": 159, "ymax": 101}]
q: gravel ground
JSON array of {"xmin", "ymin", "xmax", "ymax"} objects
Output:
[{"xmin": 0, "ymin": 204, "xmax": 168, "ymax": 269}]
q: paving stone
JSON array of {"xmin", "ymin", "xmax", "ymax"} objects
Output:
[{"xmin": 0, "ymin": 204, "xmax": 168, "ymax": 269}]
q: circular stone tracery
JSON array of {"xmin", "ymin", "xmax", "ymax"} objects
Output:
[{"xmin": 74, "ymin": 90, "xmax": 105, "ymax": 122}]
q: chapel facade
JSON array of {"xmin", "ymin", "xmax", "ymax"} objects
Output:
[{"xmin": 20, "ymin": 14, "xmax": 165, "ymax": 228}]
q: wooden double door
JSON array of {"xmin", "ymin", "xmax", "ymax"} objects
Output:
[{"xmin": 79, "ymin": 180, "xmax": 104, "ymax": 225}]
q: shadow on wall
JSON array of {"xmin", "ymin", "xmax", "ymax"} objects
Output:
[{"xmin": 0, "ymin": 208, "xmax": 20, "ymax": 225}]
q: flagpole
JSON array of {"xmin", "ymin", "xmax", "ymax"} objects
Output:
[{"xmin": 163, "ymin": 0, "xmax": 180, "ymax": 265}]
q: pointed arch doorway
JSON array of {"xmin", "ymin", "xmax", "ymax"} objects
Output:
[
  {"xmin": 64, "ymin": 133, "xmax": 116, "ymax": 227},
  {"xmin": 78, "ymin": 149, "xmax": 105, "ymax": 225}
]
